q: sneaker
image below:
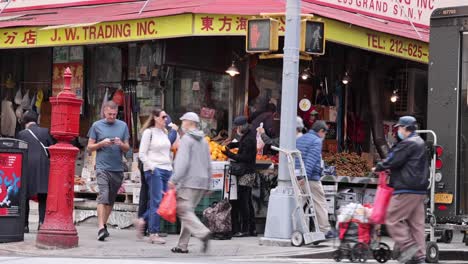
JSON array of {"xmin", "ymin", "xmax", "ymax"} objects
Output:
[
  {"xmin": 104, "ymin": 224, "xmax": 110, "ymax": 237},
  {"xmin": 97, "ymin": 228, "xmax": 109, "ymax": 241},
  {"xmin": 133, "ymin": 218, "xmax": 145, "ymax": 239},
  {"xmin": 159, "ymin": 232, "xmax": 168, "ymax": 237},
  {"xmin": 149, "ymin": 234, "xmax": 166, "ymax": 244},
  {"xmin": 325, "ymin": 230, "xmax": 338, "ymax": 239},
  {"xmin": 398, "ymin": 245, "xmax": 419, "ymax": 264},
  {"xmin": 201, "ymin": 233, "xmax": 211, "ymax": 253}
]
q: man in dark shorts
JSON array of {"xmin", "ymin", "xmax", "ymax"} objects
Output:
[{"xmin": 87, "ymin": 101, "xmax": 130, "ymax": 241}]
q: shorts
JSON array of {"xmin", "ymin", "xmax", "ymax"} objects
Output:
[{"xmin": 96, "ymin": 170, "xmax": 124, "ymax": 206}]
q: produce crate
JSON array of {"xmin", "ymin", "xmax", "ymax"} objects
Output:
[
  {"xmin": 160, "ymin": 219, "xmax": 180, "ymax": 234},
  {"xmin": 195, "ymin": 191, "xmax": 223, "ymax": 215}
]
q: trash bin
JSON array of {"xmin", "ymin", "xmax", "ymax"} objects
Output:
[{"xmin": 0, "ymin": 138, "xmax": 28, "ymax": 243}]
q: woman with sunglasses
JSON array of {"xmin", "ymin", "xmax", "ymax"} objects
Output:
[{"xmin": 135, "ymin": 108, "xmax": 177, "ymax": 244}]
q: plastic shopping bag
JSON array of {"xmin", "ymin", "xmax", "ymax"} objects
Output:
[
  {"xmin": 157, "ymin": 189, "xmax": 177, "ymax": 223},
  {"xmin": 370, "ymin": 172, "xmax": 394, "ymax": 224}
]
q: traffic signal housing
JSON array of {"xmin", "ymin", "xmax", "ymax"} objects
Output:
[
  {"xmin": 301, "ymin": 20, "xmax": 325, "ymax": 55},
  {"xmin": 246, "ymin": 18, "xmax": 279, "ymax": 53}
]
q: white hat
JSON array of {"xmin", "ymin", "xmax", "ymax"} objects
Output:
[
  {"xmin": 180, "ymin": 112, "xmax": 200, "ymax": 123},
  {"xmin": 296, "ymin": 116, "xmax": 304, "ymax": 129}
]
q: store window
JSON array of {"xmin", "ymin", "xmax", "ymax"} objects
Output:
[
  {"xmin": 459, "ymin": 33, "xmax": 468, "ymax": 213},
  {"xmin": 165, "ymin": 67, "xmax": 231, "ymax": 137},
  {"xmin": 0, "ymin": 48, "xmax": 52, "ymax": 136}
]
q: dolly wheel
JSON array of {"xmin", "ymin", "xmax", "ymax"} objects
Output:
[
  {"xmin": 440, "ymin": 230, "xmax": 453, "ymax": 244},
  {"xmin": 291, "ymin": 231, "xmax": 304, "ymax": 247},
  {"xmin": 425, "ymin": 242, "xmax": 439, "ymax": 263},
  {"xmin": 351, "ymin": 242, "xmax": 369, "ymax": 263},
  {"xmin": 333, "ymin": 249, "xmax": 342, "ymax": 262},
  {"xmin": 372, "ymin": 242, "xmax": 391, "ymax": 263}
]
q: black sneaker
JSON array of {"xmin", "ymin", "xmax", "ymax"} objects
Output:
[
  {"xmin": 97, "ymin": 228, "xmax": 109, "ymax": 241},
  {"xmin": 104, "ymin": 224, "xmax": 110, "ymax": 237}
]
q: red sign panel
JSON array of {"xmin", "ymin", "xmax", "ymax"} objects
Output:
[{"xmin": 0, "ymin": 153, "xmax": 22, "ymax": 217}]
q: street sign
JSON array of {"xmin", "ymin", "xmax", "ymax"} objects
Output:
[
  {"xmin": 301, "ymin": 20, "xmax": 325, "ymax": 55},
  {"xmin": 246, "ymin": 18, "xmax": 279, "ymax": 53}
]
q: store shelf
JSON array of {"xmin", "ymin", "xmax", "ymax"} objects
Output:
[{"xmin": 320, "ymin": 175, "xmax": 379, "ymax": 185}]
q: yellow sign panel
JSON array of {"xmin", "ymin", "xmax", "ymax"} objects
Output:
[
  {"xmin": 0, "ymin": 14, "xmax": 193, "ymax": 48},
  {"xmin": 321, "ymin": 17, "xmax": 429, "ymax": 64},
  {"xmin": 0, "ymin": 13, "xmax": 428, "ymax": 63},
  {"xmin": 434, "ymin": 193, "xmax": 454, "ymax": 204},
  {"xmin": 193, "ymin": 14, "xmax": 428, "ymax": 63}
]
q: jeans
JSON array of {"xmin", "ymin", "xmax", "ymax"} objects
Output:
[{"xmin": 142, "ymin": 168, "xmax": 171, "ymax": 234}]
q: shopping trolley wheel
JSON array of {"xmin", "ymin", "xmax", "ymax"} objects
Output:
[
  {"xmin": 439, "ymin": 230, "xmax": 453, "ymax": 244},
  {"xmin": 425, "ymin": 241, "xmax": 439, "ymax": 263},
  {"xmin": 291, "ymin": 231, "xmax": 304, "ymax": 247},
  {"xmin": 333, "ymin": 249, "xmax": 343, "ymax": 262},
  {"xmin": 351, "ymin": 242, "xmax": 369, "ymax": 263},
  {"xmin": 372, "ymin": 243, "xmax": 391, "ymax": 263}
]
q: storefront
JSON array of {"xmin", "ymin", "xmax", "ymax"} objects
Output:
[{"xmin": 0, "ymin": 0, "xmax": 430, "ymax": 230}]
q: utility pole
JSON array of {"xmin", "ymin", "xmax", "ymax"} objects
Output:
[{"xmin": 261, "ymin": 0, "xmax": 301, "ymax": 244}]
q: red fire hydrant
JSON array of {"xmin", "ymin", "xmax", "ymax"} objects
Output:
[{"xmin": 36, "ymin": 67, "xmax": 82, "ymax": 249}]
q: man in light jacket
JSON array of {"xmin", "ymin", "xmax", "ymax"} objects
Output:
[{"xmin": 168, "ymin": 112, "xmax": 211, "ymax": 254}]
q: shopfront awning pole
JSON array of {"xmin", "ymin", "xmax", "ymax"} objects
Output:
[{"xmin": 261, "ymin": 0, "xmax": 301, "ymax": 243}]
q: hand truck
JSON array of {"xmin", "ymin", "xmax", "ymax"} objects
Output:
[{"xmin": 271, "ymin": 146, "xmax": 326, "ymax": 246}]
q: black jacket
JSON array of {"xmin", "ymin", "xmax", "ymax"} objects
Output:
[
  {"xmin": 376, "ymin": 134, "xmax": 429, "ymax": 192},
  {"xmin": 225, "ymin": 128, "xmax": 257, "ymax": 174},
  {"xmin": 18, "ymin": 124, "xmax": 54, "ymax": 197}
]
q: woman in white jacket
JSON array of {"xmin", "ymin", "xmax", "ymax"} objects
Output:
[{"xmin": 135, "ymin": 108, "xmax": 177, "ymax": 244}]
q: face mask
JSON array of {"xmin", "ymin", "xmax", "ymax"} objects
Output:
[{"xmin": 397, "ymin": 131, "xmax": 405, "ymax": 140}]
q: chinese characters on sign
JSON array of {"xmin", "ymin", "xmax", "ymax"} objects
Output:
[
  {"xmin": 0, "ymin": 14, "xmax": 193, "ymax": 49},
  {"xmin": 0, "ymin": 153, "xmax": 23, "ymax": 217},
  {"xmin": 194, "ymin": 14, "xmax": 287, "ymax": 35}
]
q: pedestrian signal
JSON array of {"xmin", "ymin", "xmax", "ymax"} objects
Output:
[
  {"xmin": 246, "ymin": 18, "xmax": 279, "ymax": 53},
  {"xmin": 301, "ymin": 20, "xmax": 325, "ymax": 55}
]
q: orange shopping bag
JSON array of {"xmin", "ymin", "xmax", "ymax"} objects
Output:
[{"xmin": 157, "ymin": 189, "xmax": 177, "ymax": 223}]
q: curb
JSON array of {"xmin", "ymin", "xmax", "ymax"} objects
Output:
[{"xmin": 290, "ymin": 249, "xmax": 468, "ymax": 261}]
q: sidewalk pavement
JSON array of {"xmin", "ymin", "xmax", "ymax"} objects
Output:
[
  {"xmin": 3, "ymin": 222, "xmax": 468, "ymax": 260},
  {"xmin": 3, "ymin": 202, "xmax": 468, "ymax": 260},
  {"xmin": 0, "ymin": 222, "xmax": 335, "ymax": 258}
]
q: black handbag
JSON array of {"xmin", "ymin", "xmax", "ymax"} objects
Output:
[{"xmin": 229, "ymin": 162, "xmax": 246, "ymax": 176}]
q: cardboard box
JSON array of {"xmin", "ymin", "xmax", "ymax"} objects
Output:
[
  {"xmin": 322, "ymin": 106, "xmax": 337, "ymax": 122},
  {"xmin": 323, "ymin": 184, "xmax": 337, "ymax": 194},
  {"xmin": 325, "ymin": 194, "xmax": 336, "ymax": 214},
  {"xmin": 211, "ymin": 161, "xmax": 228, "ymax": 191},
  {"xmin": 133, "ymin": 187, "xmax": 141, "ymax": 204},
  {"xmin": 363, "ymin": 189, "xmax": 377, "ymax": 205}
]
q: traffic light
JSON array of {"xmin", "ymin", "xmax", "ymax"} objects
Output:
[
  {"xmin": 300, "ymin": 20, "xmax": 325, "ymax": 55},
  {"xmin": 246, "ymin": 18, "xmax": 279, "ymax": 53}
]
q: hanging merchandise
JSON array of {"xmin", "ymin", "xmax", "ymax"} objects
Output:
[
  {"xmin": 15, "ymin": 105, "xmax": 23, "ymax": 121},
  {"xmin": 14, "ymin": 89, "xmax": 22, "ymax": 105},
  {"xmin": 112, "ymin": 89, "xmax": 125, "ymax": 106},
  {"xmin": 35, "ymin": 89, "xmax": 44, "ymax": 109},
  {"xmin": 20, "ymin": 90, "xmax": 31, "ymax": 111},
  {"xmin": 100, "ymin": 88, "xmax": 109, "ymax": 119},
  {"xmin": 1, "ymin": 99, "xmax": 16, "ymax": 137}
]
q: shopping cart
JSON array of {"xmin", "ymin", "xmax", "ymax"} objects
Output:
[{"xmin": 271, "ymin": 146, "xmax": 326, "ymax": 246}]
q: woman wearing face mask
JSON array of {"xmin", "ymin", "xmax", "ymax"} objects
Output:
[
  {"xmin": 222, "ymin": 116, "xmax": 257, "ymax": 237},
  {"xmin": 135, "ymin": 108, "xmax": 178, "ymax": 244}
]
